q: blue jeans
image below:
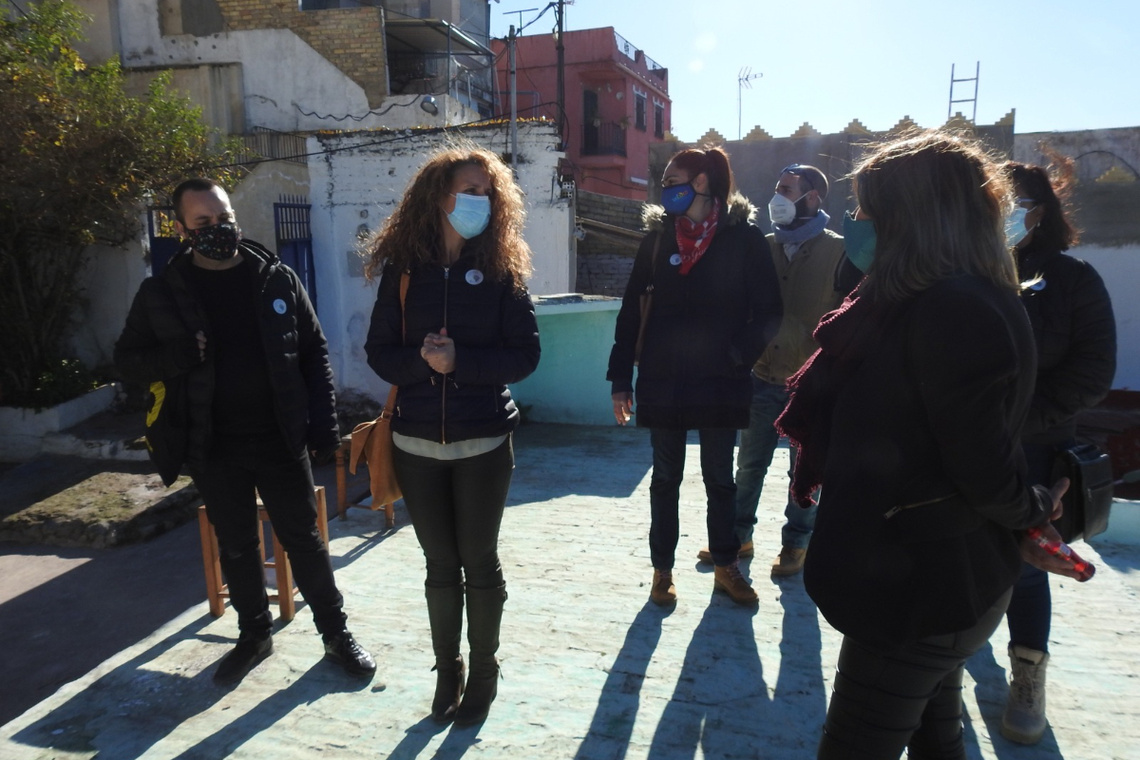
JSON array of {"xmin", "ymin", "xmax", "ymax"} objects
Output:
[
  {"xmin": 649, "ymin": 427, "xmax": 740, "ymax": 569},
  {"xmin": 734, "ymin": 376, "xmax": 817, "ymax": 548},
  {"xmin": 1004, "ymin": 440, "xmax": 1066, "ymax": 653}
]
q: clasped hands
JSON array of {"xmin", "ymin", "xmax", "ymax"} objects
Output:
[{"xmin": 420, "ymin": 327, "xmax": 456, "ymax": 374}]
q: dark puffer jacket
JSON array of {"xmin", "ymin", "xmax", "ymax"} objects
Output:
[
  {"xmin": 364, "ymin": 254, "xmax": 540, "ymax": 444},
  {"xmin": 1017, "ymin": 240, "xmax": 1116, "ymax": 445},
  {"xmin": 607, "ymin": 194, "xmax": 782, "ymax": 429},
  {"xmin": 114, "ymin": 241, "xmax": 339, "ymax": 462}
]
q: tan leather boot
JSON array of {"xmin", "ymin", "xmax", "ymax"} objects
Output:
[
  {"xmin": 650, "ymin": 569, "xmax": 677, "ymax": 605},
  {"xmin": 713, "ymin": 561, "xmax": 758, "ymax": 605}
]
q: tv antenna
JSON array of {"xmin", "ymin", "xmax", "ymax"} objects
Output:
[{"xmin": 738, "ymin": 67, "xmax": 763, "ymax": 139}]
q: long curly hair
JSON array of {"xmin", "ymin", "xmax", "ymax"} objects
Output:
[
  {"xmin": 362, "ymin": 143, "xmax": 532, "ymax": 290},
  {"xmin": 853, "ymin": 129, "xmax": 1017, "ymax": 303}
]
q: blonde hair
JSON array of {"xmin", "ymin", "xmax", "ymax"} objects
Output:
[
  {"xmin": 363, "ymin": 141, "xmax": 532, "ymax": 290},
  {"xmin": 853, "ymin": 129, "xmax": 1017, "ymax": 303}
]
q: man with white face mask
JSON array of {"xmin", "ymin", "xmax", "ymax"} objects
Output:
[{"xmin": 698, "ymin": 164, "xmax": 857, "ymax": 576}]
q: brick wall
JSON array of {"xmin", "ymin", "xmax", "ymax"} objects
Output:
[
  {"xmin": 575, "ymin": 190, "xmax": 645, "ymax": 297},
  {"xmin": 217, "ymin": 1, "xmax": 388, "ymax": 106}
]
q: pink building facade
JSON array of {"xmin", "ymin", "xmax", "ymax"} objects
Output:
[{"xmin": 493, "ymin": 27, "xmax": 670, "ymax": 200}]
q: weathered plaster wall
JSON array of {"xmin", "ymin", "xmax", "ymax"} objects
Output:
[
  {"xmin": 574, "ymin": 190, "xmax": 642, "ymax": 297},
  {"xmin": 116, "ymin": 3, "xmax": 382, "ymax": 131},
  {"xmin": 68, "ymin": 242, "xmax": 148, "ymax": 372},
  {"xmin": 305, "ymin": 121, "xmax": 570, "ymax": 399},
  {"xmin": 228, "ymin": 161, "xmax": 311, "ymax": 252}
]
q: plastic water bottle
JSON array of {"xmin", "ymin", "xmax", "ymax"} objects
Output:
[{"xmin": 1026, "ymin": 526, "xmax": 1095, "ymax": 582}]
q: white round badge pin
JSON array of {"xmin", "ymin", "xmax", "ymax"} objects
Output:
[
  {"xmin": 273, "ymin": 299, "xmax": 287, "ymax": 314},
  {"xmin": 466, "ymin": 269, "xmax": 484, "ymax": 285}
]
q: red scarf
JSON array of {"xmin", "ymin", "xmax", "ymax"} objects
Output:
[{"xmin": 674, "ymin": 200, "xmax": 720, "ymax": 275}]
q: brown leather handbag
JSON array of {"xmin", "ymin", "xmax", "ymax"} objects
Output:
[{"xmin": 349, "ymin": 272, "xmax": 409, "ymax": 509}]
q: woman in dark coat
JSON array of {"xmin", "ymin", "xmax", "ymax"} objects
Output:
[
  {"xmin": 607, "ymin": 145, "xmax": 782, "ymax": 607},
  {"xmin": 776, "ymin": 131, "xmax": 1078, "ymax": 759},
  {"xmin": 998, "ymin": 157, "xmax": 1116, "ymax": 745},
  {"xmin": 363, "ymin": 145, "xmax": 540, "ymax": 726}
]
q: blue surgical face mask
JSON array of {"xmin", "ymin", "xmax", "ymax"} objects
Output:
[
  {"xmin": 842, "ymin": 211, "xmax": 877, "ymax": 274},
  {"xmin": 661, "ymin": 183, "xmax": 697, "ymax": 215},
  {"xmin": 446, "ymin": 192, "xmax": 491, "ymax": 239},
  {"xmin": 1005, "ymin": 207, "xmax": 1031, "ymax": 248}
]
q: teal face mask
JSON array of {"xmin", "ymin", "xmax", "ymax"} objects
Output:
[
  {"xmin": 842, "ymin": 211, "xmax": 877, "ymax": 274},
  {"xmin": 446, "ymin": 192, "xmax": 491, "ymax": 239}
]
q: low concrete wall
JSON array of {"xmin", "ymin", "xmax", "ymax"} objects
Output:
[
  {"xmin": 0, "ymin": 385, "xmax": 119, "ymax": 462},
  {"xmin": 511, "ymin": 295, "xmax": 621, "ymax": 427}
]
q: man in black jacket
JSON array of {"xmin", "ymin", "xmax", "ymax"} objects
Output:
[{"xmin": 115, "ymin": 178, "xmax": 375, "ymax": 685}]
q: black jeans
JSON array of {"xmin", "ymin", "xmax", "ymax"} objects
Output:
[
  {"xmin": 393, "ymin": 436, "xmax": 514, "ymax": 591},
  {"xmin": 191, "ymin": 434, "xmax": 346, "ymax": 638},
  {"xmin": 649, "ymin": 427, "xmax": 740, "ymax": 569},
  {"xmin": 817, "ymin": 588, "xmax": 1012, "ymax": 760}
]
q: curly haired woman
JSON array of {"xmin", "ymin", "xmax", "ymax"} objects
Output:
[{"xmin": 364, "ymin": 143, "xmax": 540, "ymax": 726}]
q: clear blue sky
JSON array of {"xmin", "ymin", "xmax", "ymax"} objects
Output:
[{"xmin": 489, "ymin": 0, "xmax": 1140, "ymax": 142}]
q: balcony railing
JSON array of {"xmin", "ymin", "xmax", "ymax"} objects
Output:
[
  {"xmin": 582, "ymin": 121, "xmax": 626, "ymax": 157},
  {"xmin": 235, "ymin": 127, "xmax": 308, "ymax": 166}
]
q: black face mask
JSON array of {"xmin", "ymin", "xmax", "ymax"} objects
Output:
[{"xmin": 186, "ymin": 222, "xmax": 241, "ymax": 260}]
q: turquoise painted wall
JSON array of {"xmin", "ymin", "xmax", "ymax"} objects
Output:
[{"xmin": 511, "ymin": 299, "xmax": 622, "ymax": 427}]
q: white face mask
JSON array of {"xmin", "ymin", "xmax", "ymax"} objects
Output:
[{"xmin": 768, "ymin": 192, "xmax": 806, "ymax": 226}]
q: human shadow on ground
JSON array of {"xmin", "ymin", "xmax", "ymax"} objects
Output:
[
  {"xmin": 645, "ymin": 598, "xmax": 768, "ymax": 759},
  {"xmin": 572, "ymin": 602, "xmax": 668, "ymax": 760},
  {"xmin": 0, "ymin": 521, "xmax": 203, "ymax": 725},
  {"xmin": 165, "ymin": 660, "xmax": 375, "ymax": 759},
  {"xmin": 9, "ymin": 616, "xmax": 226, "ymax": 758},
  {"xmin": 964, "ymin": 642, "xmax": 1069, "ymax": 760},
  {"xmin": 386, "ymin": 713, "xmax": 489, "ymax": 760},
  {"xmin": 772, "ymin": 573, "xmax": 828, "ymax": 750},
  {"xmin": 1087, "ymin": 537, "xmax": 1140, "ymax": 572}
]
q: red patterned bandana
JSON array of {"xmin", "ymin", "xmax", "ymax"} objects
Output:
[{"xmin": 674, "ymin": 200, "xmax": 720, "ymax": 275}]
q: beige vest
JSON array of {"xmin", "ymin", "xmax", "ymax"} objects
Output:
[{"xmin": 753, "ymin": 228, "xmax": 847, "ymax": 383}]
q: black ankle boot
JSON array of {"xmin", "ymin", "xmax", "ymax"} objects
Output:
[
  {"xmin": 431, "ymin": 655, "xmax": 466, "ymax": 722},
  {"xmin": 453, "ymin": 657, "xmax": 499, "ymax": 726}
]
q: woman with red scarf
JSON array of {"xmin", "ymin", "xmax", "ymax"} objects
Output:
[{"xmin": 607, "ymin": 145, "xmax": 782, "ymax": 607}]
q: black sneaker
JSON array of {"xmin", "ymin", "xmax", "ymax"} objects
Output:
[
  {"xmin": 323, "ymin": 631, "xmax": 376, "ymax": 677},
  {"xmin": 213, "ymin": 634, "xmax": 273, "ymax": 685}
]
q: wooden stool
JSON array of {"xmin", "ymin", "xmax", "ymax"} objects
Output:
[
  {"xmin": 198, "ymin": 485, "xmax": 329, "ymax": 622},
  {"xmin": 335, "ymin": 435, "xmax": 396, "ymax": 528}
]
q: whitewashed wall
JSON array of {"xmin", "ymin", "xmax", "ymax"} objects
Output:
[
  {"xmin": 306, "ymin": 122, "xmax": 570, "ymax": 399},
  {"xmin": 1071, "ymin": 244, "xmax": 1140, "ymax": 391},
  {"xmin": 68, "ymin": 242, "xmax": 148, "ymax": 371}
]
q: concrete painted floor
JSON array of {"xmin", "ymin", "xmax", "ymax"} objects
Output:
[{"xmin": 2, "ymin": 423, "xmax": 1138, "ymax": 759}]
